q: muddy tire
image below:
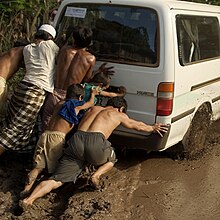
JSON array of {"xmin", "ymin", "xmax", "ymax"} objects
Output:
[{"xmin": 180, "ymin": 103, "xmax": 212, "ymax": 160}]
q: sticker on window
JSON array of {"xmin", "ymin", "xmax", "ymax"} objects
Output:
[{"xmin": 65, "ymin": 7, "xmax": 87, "ymax": 18}]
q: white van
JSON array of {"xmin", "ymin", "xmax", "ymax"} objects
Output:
[{"xmin": 54, "ymin": 0, "xmax": 220, "ymax": 157}]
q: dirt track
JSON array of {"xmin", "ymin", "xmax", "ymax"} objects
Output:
[{"xmin": 0, "ymin": 120, "xmax": 220, "ymax": 220}]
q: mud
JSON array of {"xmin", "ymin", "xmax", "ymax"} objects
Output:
[{"xmin": 0, "ymin": 120, "xmax": 220, "ymax": 220}]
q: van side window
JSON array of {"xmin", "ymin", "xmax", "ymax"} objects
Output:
[
  {"xmin": 56, "ymin": 4, "xmax": 159, "ymax": 67},
  {"xmin": 176, "ymin": 15, "xmax": 220, "ymax": 65}
]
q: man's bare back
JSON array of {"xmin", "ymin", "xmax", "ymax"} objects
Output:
[
  {"xmin": 78, "ymin": 105, "xmax": 168, "ymax": 139},
  {"xmin": 54, "ymin": 45, "xmax": 77, "ymax": 89},
  {"xmin": 63, "ymin": 49, "xmax": 96, "ymax": 89},
  {"xmin": 0, "ymin": 46, "xmax": 24, "ymax": 80},
  {"xmin": 78, "ymin": 106, "xmax": 122, "ymax": 139}
]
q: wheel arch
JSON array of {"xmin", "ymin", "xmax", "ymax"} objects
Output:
[{"xmin": 181, "ymin": 101, "xmax": 212, "ymax": 158}]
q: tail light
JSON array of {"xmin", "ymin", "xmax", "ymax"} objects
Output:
[{"xmin": 156, "ymin": 82, "xmax": 174, "ymax": 116}]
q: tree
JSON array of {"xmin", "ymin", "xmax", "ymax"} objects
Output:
[{"xmin": 0, "ymin": 0, "xmax": 58, "ymax": 52}]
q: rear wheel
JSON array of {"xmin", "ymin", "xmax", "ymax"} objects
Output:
[{"xmin": 181, "ymin": 103, "xmax": 212, "ymax": 159}]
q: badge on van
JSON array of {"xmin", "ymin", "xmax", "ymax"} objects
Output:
[
  {"xmin": 65, "ymin": 7, "xmax": 87, "ymax": 18},
  {"xmin": 137, "ymin": 91, "xmax": 154, "ymax": 96}
]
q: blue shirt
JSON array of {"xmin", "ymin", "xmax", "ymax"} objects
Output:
[{"xmin": 58, "ymin": 99, "xmax": 85, "ymax": 125}]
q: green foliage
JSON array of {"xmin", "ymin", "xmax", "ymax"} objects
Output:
[
  {"xmin": 7, "ymin": 69, "xmax": 25, "ymax": 93},
  {"xmin": 0, "ymin": 0, "xmax": 59, "ymax": 52},
  {"xmin": 0, "ymin": 0, "xmax": 26, "ymax": 13},
  {"xmin": 0, "ymin": 0, "xmax": 59, "ymax": 86}
]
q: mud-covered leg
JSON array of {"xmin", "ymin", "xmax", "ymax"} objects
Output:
[
  {"xmin": 20, "ymin": 168, "xmax": 43, "ymax": 198},
  {"xmin": 90, "ymin": 162, "xmax": 114, "ymax": 189},
  {"xmin": 21, "ymin": 179, "xmax": 63, "ymax": 205}
]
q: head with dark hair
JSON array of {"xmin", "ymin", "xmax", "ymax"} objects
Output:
[
  {"xmin": 72, "ymin": 26, "xmax": 93, "ymax": 48},
  {"xmin": 90, "ymin": 71, "xmax": 114, "ymax": 88},
  {"xmin": 34, "ymin": 30, "xmax": 52, "ymax": 41},
  {"xmin": 106, "ymin": 97, "xmax": 128, "ymax": 113},
  {"xmin": 34, "ymin": 24, "xmax": 56, "ymax": 40},
  {"xmin": 66, "ymin": 84, "xmax": 85, "ymax": 100}
]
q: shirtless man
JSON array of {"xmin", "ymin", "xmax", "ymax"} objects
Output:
[
  {"xmin": 21, "ymin": 97, "xmax": 168, "ymax": 205},
  {"xmin": 0, "ymin": 41, "xmax": 29, "ymax": 118},
  {"xmin": 54, "ymin": 27, "xmax": 113, "ymax": 90},
  {"xmin": 56, "ymin": 26, "xmax": 96, "ymax": 90},
  {"xmin": 41, "ymin": 26, "xmax": 96, "ymax": 131},
  {"xmin": 20, "ymin": 84, "xmax": 98, "ymax": 198}
]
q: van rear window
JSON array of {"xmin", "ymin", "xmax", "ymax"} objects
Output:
[
  {"xmin": 176, "ymin": 15, "xmax": 220, "ymax": 65},
  {"xmin": 56, "ymin": 4, "xmax": 159, "ymax": 67}
]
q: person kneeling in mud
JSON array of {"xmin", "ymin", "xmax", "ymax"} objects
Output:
[
  {"xmin": 20, "ymin": 97, "xmax": 168, "ymax": 206},
  {"xmin": 20, "ymin": 84, "xmax": 98, "ymax": 198}
]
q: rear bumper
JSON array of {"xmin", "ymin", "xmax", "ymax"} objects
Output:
[{"xmin": 109, "ymin": 126, "xmax": 170, "ymax": 152}]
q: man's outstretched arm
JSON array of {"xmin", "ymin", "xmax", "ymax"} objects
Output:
[{"xmin": 121, "ymin": 115, "xmax": 168, "ymax": 137}]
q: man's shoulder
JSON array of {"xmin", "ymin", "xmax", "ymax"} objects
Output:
[
  {"xmin": 60, "ymin": 45, "xmax": 77, "ymax": 53},
  {"xmin": 77, "ymin": 49, "xmax": 94, "ymax": 57},
  {"xmin": 88, "ymin": 105, "xmax": 105, "ymax": 113},
  {"xmin": 92, "ymin": 105, "xmax": 105, "ymax": 110},
  {"xmin": 3, "ymin": 47, "xmax": 23, "ymax": 57},
  {"xmin": 10, "ymin": 46, "xmax": 24, "ymax": 52},
  {"xmin": 110, "ymin": 110, "xmax": 128, "ymax": 119},
  {"xmin": 44, "ymin": 40, "xmax": 59, "ymax": 51}
]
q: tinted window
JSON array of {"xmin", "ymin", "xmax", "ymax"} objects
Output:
[
  {"xmin": 176, "ymin": 15, "xmax": 220, "ymax": 65},
  {"xmin": 56, "ymin": 4, "xmax": 159, "ymax": 66}
]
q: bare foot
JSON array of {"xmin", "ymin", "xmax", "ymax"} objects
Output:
[
  {"xmin": 89, "ymin": 176, "xmax": 100, "ymax": 190},
  {"xmin": 20, "ymin": 190, "xmax": 31, "ymax": 199},
  {"xmin": 21, "ymin": 173, "xmax": 38, "ymax": 198},
  {"xmin": 19, "ymin": 199, "xmax": 32, "ymax": 211}
]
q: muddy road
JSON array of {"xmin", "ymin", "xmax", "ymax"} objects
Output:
[{"xmin": 0, "ymin": 120, "xmax": 220, "ymax": 220}]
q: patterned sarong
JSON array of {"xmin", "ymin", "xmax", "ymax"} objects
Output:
[
  {"xmin": 0, "ymin": 81, "xmax": 46, "ymax": 152},
  {"xmin": 41, "ymin": 87, "xmax": 66, "ymax": 132}
]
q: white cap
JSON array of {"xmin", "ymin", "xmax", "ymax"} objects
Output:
[{"xmin": 39, "ymin": 24, "xmax": 56, "ymax": 38}]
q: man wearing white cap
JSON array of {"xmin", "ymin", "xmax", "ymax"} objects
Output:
[{"xmin": 0, "ymin": 24, "xmax": 59, "ymax": 156}]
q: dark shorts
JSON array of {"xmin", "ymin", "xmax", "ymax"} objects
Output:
[{"xmin": 50, "ymin": 131, "xmax": 117, "ymax": 183}]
